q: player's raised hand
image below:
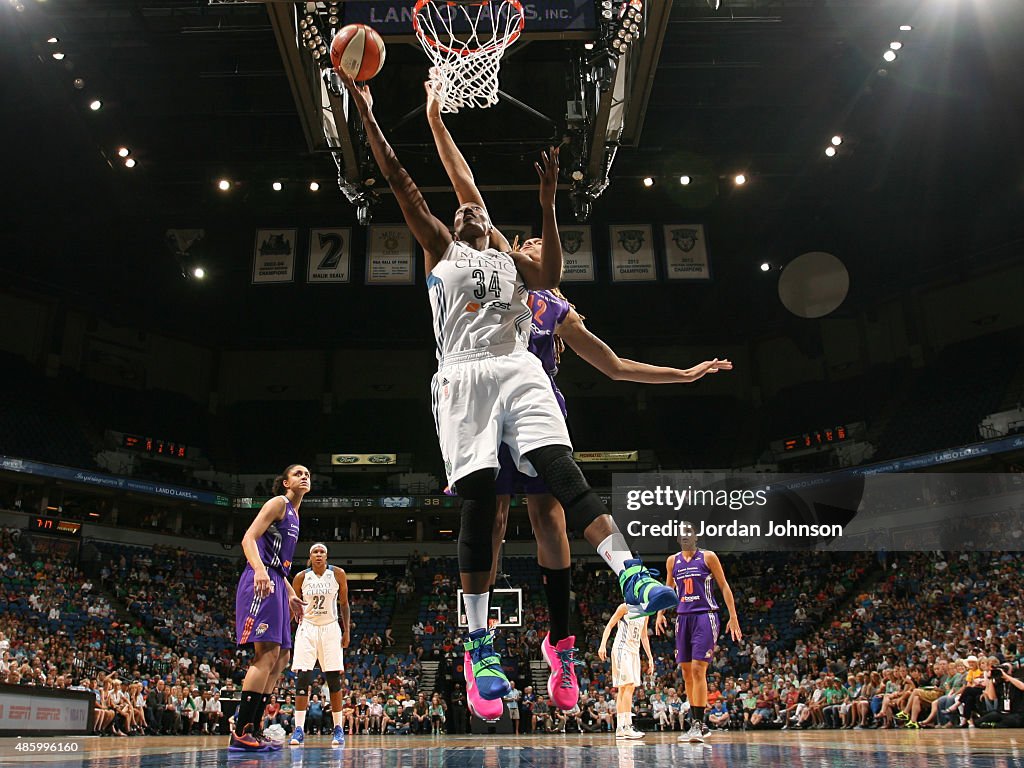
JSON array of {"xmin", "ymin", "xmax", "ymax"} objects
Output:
[
  {"xmin": 424, "ymin": 76, "xmax": 442, "ymax": 121},
  {"xmin": 688, "ymin": 358, "xmax": 734, "ymax": 382},
  {"xmin": 535, "ymin": 146, "xmax": 559, "ymax": 209},
  {"xmin": 338, "ymin": 70, "xmax": 374, "ymax": 114}
]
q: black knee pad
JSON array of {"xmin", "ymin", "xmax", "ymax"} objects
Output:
[
  {"xmin": 295, "ymin": 669, "xmax": 316, "ymax": 698},
  {"xmin": 526, "ymin": 445, "xmax": 607, "ymax": 533},
  {"xmin": 456, "ymin": 469, "xmax": 497, "ymax": 573},
  {"xmin": 325, "ymin": 671, "xmax": 343, "ymax": 693}
]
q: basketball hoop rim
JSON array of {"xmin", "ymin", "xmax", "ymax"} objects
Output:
[{"xmin": 412, "ymin": 0, "xmax": 525, "ymax": 57}]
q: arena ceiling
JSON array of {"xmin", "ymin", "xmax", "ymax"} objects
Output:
[{"xmin": 3, "ymin": 0, "xmax": 1023, "ymax": 348}]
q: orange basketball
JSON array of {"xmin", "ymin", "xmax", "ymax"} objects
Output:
[{"xmin": 330, "ymin": 24, "xmax": 386, "ymax": 81}]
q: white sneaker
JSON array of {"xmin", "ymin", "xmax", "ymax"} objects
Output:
[
  {"xmin": 679, "ymin": 724, "xmax": 703, "ymax": 743},
  {"xmin": 627, "ymin": 726, "xmax": 646, "ymax": 739}
]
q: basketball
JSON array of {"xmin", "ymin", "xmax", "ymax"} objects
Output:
[{"xmin": 330, "ymin": 24, "xmax": 386, "ymax": 81}]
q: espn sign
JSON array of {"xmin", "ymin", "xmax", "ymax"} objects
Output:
[
  {"xmin": 0, "ymin": 687, "xmax": 92, "ymax": 735},
  {"xmin": 330, "ymin": 453, "xmax": 397, "ymax": 466}
]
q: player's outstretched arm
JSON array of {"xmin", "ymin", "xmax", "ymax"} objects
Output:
[
  {"xmin": 339, "ymin": 73, "xmax": 452, "ymax": 272},
  {"xmin": 424, "ymin": 81, "xmax": 511, "ymax": 252},
  {"xmin": 704, "ymin": 550, "xmax": 742, "ymax": 642},
  {"xmin": 558, "ymin": 309, "xmax": 734, "ymax": 383},
  {"xmin": 512, "ymin": 148, "xmax": 561, "ymax": 289}
]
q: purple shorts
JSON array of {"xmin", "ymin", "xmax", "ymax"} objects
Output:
[
  {"xmin": 674, "ymin": 612, "xmax": 719, "ymax": 664},
  {"xmin": 235, "ymin": 565, "xmax": 292, "ymax": 649}
]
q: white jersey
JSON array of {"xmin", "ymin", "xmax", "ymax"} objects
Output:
[
  {"xmin": 613, "ymin": 611, "xmax": 645, "ymax": 653},
  {"xmin": 299, "ymin": 567, "xmax": 340, "ymax": 627},
  {"xmin": 427, "ymin": 241, "xmax": 531, "ymax": 366}
]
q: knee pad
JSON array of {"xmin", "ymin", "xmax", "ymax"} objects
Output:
[
  {"xmin": 325, "ymin": 671, "xmax": 343, "ymax": 694},
  {"xmin": 525, "ymin": 445, "xmax": 607, "ymax": 533},
  {"xmin": 295, "ymin": 670, "xmax": 316, "ymax": 698},
  {"xmin": 456, "ymin": 469, "xmax": 497, "ymax": 573}
]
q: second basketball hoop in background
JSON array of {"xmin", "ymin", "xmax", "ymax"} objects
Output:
[
  {"xmin": 413, "ymin": 0, "xmax": 525, "ymax": 113},
  {"xmin": 330, "ymin": 23, "xmax": 386, "ymax": 81}
]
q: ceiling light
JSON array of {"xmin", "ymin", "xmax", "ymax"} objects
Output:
[
  {"xmin": 192, "ymin": 267, "xmax": 206, "ymax": 279},
  {"xmin": 831, "ymin": 135, "xmax": 843, "ymax": 146},
  {"xmin": 760, "ymin": 262, "xmax": 771, "ymax": 272},
  {"xmin": 825, "ymin": 146, "xmax": 836, "ymax": 157},
  {"xmin": 584, "ymin": 42, "xmax": 594, "ymax": 50},
  {"xmin": 52, "ymin": 52, "xmax": 65, "ymax": 60},
  {"xmin": 734, "ymin": 174, "xmax": 747, "ymax": 186},
  {"xmin": 272, "ymin": 181, "xmax": 283, "ymax": 191},
  {"xmin": 890, "ymin": 41, "xmax": 902, "ymax": 50},
  {"xmin": 899, "ymin": 25, "xmax": 912, "ymax": 32},
  {"xmin": 679, "ymin": 175, "xmax": 691, "ymax": 185},
  {"xmin": 124, "ymin": 158, "xmax": 136, "ymax": 168},
  {"xmin": 309, "ymin": 181, "xmax": 320, "ymax": 191},
  {"xmin": 218, "ymin": 179, "xmax": 231, "ymax": 191},
  {"xmin": 89, "ymin": 99, "xmax": 102, "ymax": 111},
  {"xmin": 117, "ymin": 147, "xmax": 130, "ymax": 157},
  {"xmin": 642, "ymin": 176, "xmax": 655, "ymax": 187},
  {"xmin": 883, "ymin": 50, "xmax": 897, "ymax": 62},
  {"xmin": 47, "ymin": 37, "xmax": 59, "ymax": 44}
]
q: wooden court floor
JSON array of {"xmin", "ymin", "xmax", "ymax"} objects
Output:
[{"xmin": 1, "ymin": 731, "xmax": 1019, "ymax": 768}]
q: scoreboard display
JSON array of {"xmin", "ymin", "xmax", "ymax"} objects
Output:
[
  {"xmin": 29, "ymin": 515, "xmax": 83, "ymax": 537},
  {"xmin": 122, "ymin": 434, "xmax": 188, "ymax": 459},
  {"xmin": 782, "ymin": 425, "xmax": 849, "ymax": 452}
]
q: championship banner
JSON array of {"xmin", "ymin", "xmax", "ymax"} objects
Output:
[
  {"xmin": 574, "ymin": 450, "xmax": 639, "ymax": 463},
  {"xmin": 499, "ymin": 224, "xmax": 533, "ymax": 251},
  {"xmin": 366, "ymin": 226, "xmax": 416, "ymax": 285},
  {"xmin": 559, "ymin": 226, "xmax": 595, "ymax": 282},
  {"xmin": 252, "ymin": 229, "xmax": 296, "ymax": 284},
  {"xmin": 308, "ymin": 228, "xmax": 352, "ymax": 283},
  {"xmin": 609, "ymin": 225, "xmax": 657, "ymax": 282},
  {"xmin": 331, "ymin": 453, "xmax": 398, "ymax": 466},
  {"xmin": 663, "ymin": 224, "xmax": 711, "ymax": 280}
]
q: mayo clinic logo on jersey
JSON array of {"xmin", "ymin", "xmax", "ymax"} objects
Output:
[
  {"xmin": 560, "ymin": 230, "xmax": 583, "ymax": 254},
  {"xmin": 255, "ymin": 623, "xmax": 269, "ymax": 637},
  {"xmin": 454, "ymin": 256, "xmax": 516, "ymax": 273},
  {"xmin": 670, "ymin": 228, "xmax": 699, "ymax": 253},
  {"xmin": 618, "ymin": 229, "xmax": 646, "ymax": 254}
]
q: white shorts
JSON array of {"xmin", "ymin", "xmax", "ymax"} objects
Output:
[
  {"xmin": 611, "ymin": 645, "xmax": 641, "ymax": 687},
  {"xmin": 291, "ymin": 621, "xmax": 344, "ymax": 672},
  {"xmin": 431, "ymin": 349, "xmax": 571, "ymax": 484}
]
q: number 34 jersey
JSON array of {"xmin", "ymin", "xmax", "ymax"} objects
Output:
[
  {"xmin": 300, "ymin": 567, "xmax": 340, "ymax": 627},
  {"xmin": 427, "ymin": 241, "xmax": 532, "ymax": 366}
]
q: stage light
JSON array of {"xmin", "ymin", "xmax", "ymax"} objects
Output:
[
  {"xmin": 831, "ymin": 135, "xmax": 843, "ymax": 146},
  {"xmin": 890, "ymin": 41, "xmax": 902, "ymax": 50},
  {"xmin": 680, "ymin": 175, "xmax": 691, "ymax": 185},
  {"xmin": 192, "ymin": 267, "xmax": 206, "ymax": 279},
  {"xmin": 117, "ymin": 147, "xmax": 130, "ymax": 158},
  {"xmin": 883, "ymin": 50, "xmax": 897, "ymax": 62},
  {"xmin": 825, "ymin": 146, "xmax": 836, "ymax": 157},
  {"xmin": 89, "ymin": 99, "xmax": 102, "ymax": 111},
  {"xmin": 309, "ymin": 181, "xmax": 320, "ymax": 191},
  {"xmin": 734, "ymin": 174, "xmax": 747, "ymax": 186},
  {"xmin": 124, "ymin": 158, "xmax": 136, "ymax": 168},
  {"xmin": 760, "ymin": 262, "xmax": 771, "ymax": 272},
  {"xmin": 900, "ymin": 25, "xmax": 912, "ymax": 32},
  {"xmin": 52, "ymin": 52, "xmax": 65, "ymax": 60},
  {"xmin": 218, "ymin": 179, "xmax": 231, "ymax": 191},
  {"xmin": 642, "ymin": 176, "xmax": 655, "ymax": 187},
  {"xmin": 47, "ymin": 37, "xmax": 59, "ymax": 44},
  {"xmin": 272, "ymin": 182, "xmax": 283, "ymax": 191}
]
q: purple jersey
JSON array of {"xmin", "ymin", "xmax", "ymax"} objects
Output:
[
  {"xmin": 526, "ymin": 289, "xmax": 571, "ymax": 414},
  {"xmin": 256, "ymin": 498, "xmax": 301, "ymax": 574},
  {"xmin": 673, "ymin": 550, "xmax": 719, "ymax": 614}
]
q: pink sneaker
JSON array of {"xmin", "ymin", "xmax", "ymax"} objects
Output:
[
  {"xmin": 542, "ymin": 633, "xmax": 582, "ymax": 710},
  {"xmin": 463, "ymin": 631, "xmax": 507, "ymax": 721}
]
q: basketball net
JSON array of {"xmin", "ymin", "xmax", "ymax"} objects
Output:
[{"xmin": 413, "ymin": 0, "xmax": 525, "ymax": 113}]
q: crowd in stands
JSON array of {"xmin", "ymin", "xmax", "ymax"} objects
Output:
[{"xmin": 3, "ymin": 523, "xmax": 1022, "ymax": 734}]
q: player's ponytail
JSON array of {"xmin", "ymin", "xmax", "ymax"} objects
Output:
[{"xmin": 272, "ymin": 464, "xmax": 301, "ymax": 496}]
